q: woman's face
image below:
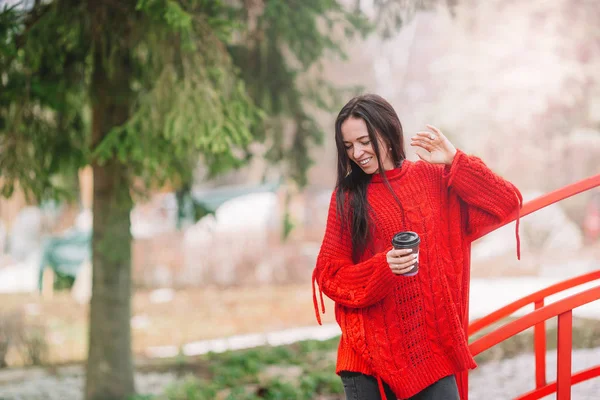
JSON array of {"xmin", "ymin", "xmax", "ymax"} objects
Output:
[{"xmin": 341, "ymin": 117, "xmax": 394, "ymax": 174}]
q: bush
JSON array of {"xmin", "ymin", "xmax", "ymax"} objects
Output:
[
  {"xmin": 20, "ymin": 322, "xmax": 48, "ymax": 366},
  {"xmin": 0, "ymin": 310, "xmax": 25, "ymax": 368}
]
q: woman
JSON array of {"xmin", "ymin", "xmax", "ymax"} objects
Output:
[{"xmin": 312, "ymin": 94, "xmax": 522, "ymax": 399}]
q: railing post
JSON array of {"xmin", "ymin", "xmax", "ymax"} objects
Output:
[
  {"xmin": 557, "ymin": 311, "xmax": 573, "ymax": 400},
  {"xmin": 459, "ymin": 371, "xmax": 468, "ymax": 400},
  {"xmin": 534, "ymin": 299, "xmax": 546, "ymax": 388}
]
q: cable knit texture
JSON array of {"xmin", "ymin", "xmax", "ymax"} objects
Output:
[{"xmin": 312, "ymin": 149, "xmax": 522, "ymax": 399}]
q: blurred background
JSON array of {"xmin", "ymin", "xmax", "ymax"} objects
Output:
[{"xmin": 0, "ymin": 0, "xmax": 599, "ymax": 399}]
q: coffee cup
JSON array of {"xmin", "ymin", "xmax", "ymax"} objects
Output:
[{"xmin": 391, "ymin": 231, "xmax": 421, "ymax": 276}]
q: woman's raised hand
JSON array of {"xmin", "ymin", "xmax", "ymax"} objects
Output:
[{"xmin": 410, "ymin": 124, "xmax": 457, "ymax": 166}]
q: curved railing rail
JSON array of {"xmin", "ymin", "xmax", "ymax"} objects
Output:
[
  {"xmin": 462, "ymin": 173, "xmax": 600, "ymax": 400},
  {"xmin": 469, "ymin": 270, "xmax": 600, "ymax": 335},
  {"xmin": 471, "ymin": 173, "xmax": 600, "ymax": 242},
  {"xmin": 469, "ymin": 286, "xmax": 600, "ymax": 400},
  {"xmin": 468, "ymin": 270, "xmax": 600, "ymax": 393},
  {"xmin": 516, "ymin": 366, "xmax": 600, "ymax": 400}
]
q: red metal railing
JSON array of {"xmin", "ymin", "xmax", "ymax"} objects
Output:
[
  {"xmin": 463, "ymin": 173, "xmax": 600, "ymax": 400},
  {"xmin": 471, "ymin": 174, "xmax": 600, "ymax": 242},
  {"xmin": 469, "ymin": 286, "xmax": 600, "ymax": 400},
  {"xmin": 469, "ymin": 271, "xmax": 600, "ymax": 336},
  {"xmin": 468, "ymin": 270, "xmax": 600, "ymax": 393}
]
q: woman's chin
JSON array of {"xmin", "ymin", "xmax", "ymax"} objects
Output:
[
  {"xmin": 362, "ymin": 166, "xmax": 378, "ymax": 175},
  {"xmin": 354, "ymin": 159, "xmax": 378, "ymax": 174}
]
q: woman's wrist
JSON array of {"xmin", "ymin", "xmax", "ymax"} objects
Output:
[{"xmin": 445, "ymin": 148, "xmax": 458, "ymax": 166}]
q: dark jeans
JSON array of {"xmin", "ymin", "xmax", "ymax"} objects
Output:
[{"xmin": 340, "ymin": 372, "xmax": 460, "ymax": 400}]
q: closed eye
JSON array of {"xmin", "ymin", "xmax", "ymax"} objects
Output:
[{"xmin": 344, "ymin": 141, "xmax": 369, "ymax": 149}]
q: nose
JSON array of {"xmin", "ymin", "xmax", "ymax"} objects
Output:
[{"xmin": 353, "ymin": 146, "xmax": 364, "ymax": 160}]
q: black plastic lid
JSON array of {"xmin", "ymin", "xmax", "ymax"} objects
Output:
[{"xmin": 391, "ymin": 231, "xmax": 421, "ymax": 248}]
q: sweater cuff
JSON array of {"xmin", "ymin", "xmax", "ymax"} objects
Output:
[
  {"xmin": 443, "ymin": 149, "xmax": 503, "ymax": 203},
  {"xmin": 346, "ymin": 252, "xmax": 396, "ymax": 298},
  {"xmin": 442, "ymin": 148, "xmax": 521, "ymax": 219},
  {"xmin": 442, "ymin": 148, "xmax": 466, "ymax": 188}
]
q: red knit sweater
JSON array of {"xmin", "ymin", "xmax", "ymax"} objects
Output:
[{"xmin": 312, "ymin": 150, "xmax": 522, "ymax": 399}]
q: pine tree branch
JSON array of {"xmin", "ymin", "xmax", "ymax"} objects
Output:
[{"xmin": 13, "ymin": 1, "xmax": 52, "ymax": 49}]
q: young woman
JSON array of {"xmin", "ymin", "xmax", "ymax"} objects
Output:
[{"xmin": 312, "ymin": 94, "xmax": 522, "ymax": 399}]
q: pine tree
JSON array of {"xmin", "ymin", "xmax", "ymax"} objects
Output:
[{"xmin": 0, "ymin": 1, "xmax": 371, "ymax": 398}]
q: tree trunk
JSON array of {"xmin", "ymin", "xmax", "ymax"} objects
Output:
[
  {"xmin": 86, "ymin": 160, "xmax": 134, "ymax": 400},
  {"xmin": 85, "ymin": 3, "xmax": 135, "ymax": 399}
]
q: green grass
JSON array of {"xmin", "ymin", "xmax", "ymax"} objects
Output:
[
  {"xmin": 131, "ymin": 336, "xmax": 343, "ymax": 400},
  {"xmin": 132, "ymin": 317, "xmax": 600, "ymax": 399}
]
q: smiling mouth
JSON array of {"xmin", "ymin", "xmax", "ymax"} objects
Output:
[{"xmin": 359, "ymin": 157, "xmax": 372, "ymax": 166}]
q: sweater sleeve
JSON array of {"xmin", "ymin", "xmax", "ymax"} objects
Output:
[
  {"xmin": 443, "ymin": 149, "xmax": 523, "ymax": 240},
  {"xmin": 313, "ymin": 191, "xmax": 396, "ymax": 314}
]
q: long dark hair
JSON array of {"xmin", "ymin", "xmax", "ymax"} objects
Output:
[{"xmin": 334, "ymin": 94, "xmax": 406, "ymax": 262}]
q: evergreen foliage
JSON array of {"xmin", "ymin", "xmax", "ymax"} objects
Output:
[{"xmin": 0, "ymin": 1, "xmax": 436, "ymax": 398}]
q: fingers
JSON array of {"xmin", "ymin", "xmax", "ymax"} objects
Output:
[
  {"xmin": 392, "ymin": 263, "xmax": 417, "ymax": 275},
  {"xmin": 387, "ymin": 248, "xmax": 418, "ymax": 274},
  {"xmin": 426, "ymin": 124, "xmax": 443, "ymax": 136},
  {"xmin": 390, "ymin": 257, "xmax": 418, "ymax": 274},
  {"xmin": 413, "ymin": 125, "xmax": 445, "ymax": 142},
  {"xmin": 391, "ymin": 255, "xmax": 417, "ymax": 267},
  {"xmin": 414, "ymin": 131, "xmax": 436, "ymax": 140},
  {"xmin": 395, "ymin": 253, "xmax": 418, "ymax": 265},
  {"xmin": 413, "ymin": 131, "xmax": 442, "ymax": 144},
  {"xmin": 410, "ymin": 138, "xmax": 433, "ymax": 150},
  {"xmin": 411, "ymin": 129, "xmax": 440, "ymax": 149},
  {"xmin": 388, "ymin": 248, "xmax": 414, "ymax": 258}
]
